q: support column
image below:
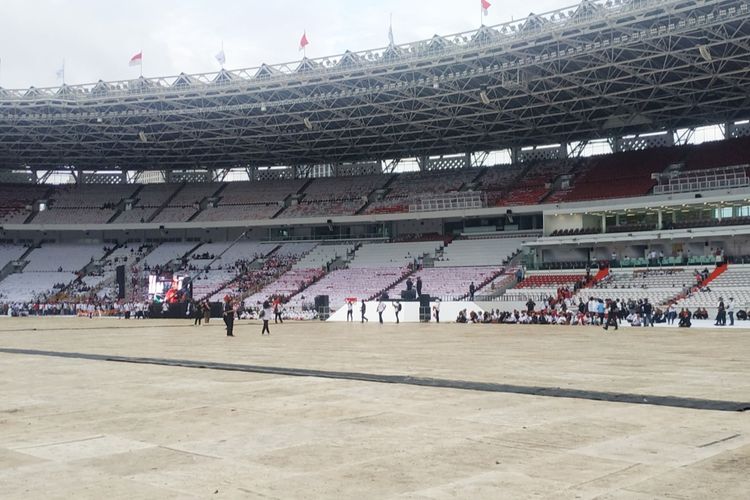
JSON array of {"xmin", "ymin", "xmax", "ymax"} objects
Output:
[
  {"xmin": 657, "ymin": 210, "xmax": 663, "ymax": 230},
  {"xmin": 601, "ymin": 214, "xmax": 606, "ymax": 233}
]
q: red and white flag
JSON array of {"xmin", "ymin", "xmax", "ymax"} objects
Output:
[
  {"xmin": 481, "ymin": 0, "xmax": 492, "ymax": 16},
  {"xmin": 129, "ymin": 52, "xmax": 143, "ymax": 67},
  {"xmin": 299, "ymin": 32, "xmax": 309, "ymax": 51}
]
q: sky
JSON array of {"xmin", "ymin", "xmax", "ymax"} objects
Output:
[{"xmin": 0, "ymin": 0, "xmax": 573, "ymax": 90}]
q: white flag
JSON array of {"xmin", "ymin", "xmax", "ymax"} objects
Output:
[
  {"xmin": 215, "ymin": 49, "xmax": 226, "ymax": 66},
  {"xmin": 56, "ymin": 60, "xmax": 65, "ymax": 80}
]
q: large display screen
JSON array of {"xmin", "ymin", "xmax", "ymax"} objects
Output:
[{"xmin": 148, "ymin": 273, "xmax": 189, "ymax": 303}]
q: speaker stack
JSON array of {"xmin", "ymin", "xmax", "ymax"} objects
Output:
[
  {"xmin": 314, "ymin": 295, "xmax": 330, "ymax": 320},
  {"xmin": 419, "ymin": 294, "xmax": 431, "ymax": 322},
  {"xmin": 116, "ymin": 265, "xmax": 126, "ymax": 299}
]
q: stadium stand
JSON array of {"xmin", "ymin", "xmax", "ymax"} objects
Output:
[
  {"xmin": 292, "ymin": 243, "xmax": 354, "ymax": 270},
  {"xmin": 348, "ymin": 241, "xmax": 442, "ymax": 268},
  {"xmin": 114, "ymin": 184, "xmax": 182, "ymax": 223},
  {"xmin": 24, "ymin": 243, "xmax": 105, "ymax": 272},
  {"xmin": 140, "ymin": 242, "xmax": 197, "ymax": 268},
  {"xmin": 0, "ymin": 244, "xmax": 27, "ymax": 270},
  {"xmin": 364, "ymin": 170, "xmax": 478, "ymax": 214},
  {"xmin": 286, "ymin": 267, "xmax": 409, "ymax": 312},
  {"xmin": 401, "ymin": 266, "xmax": 505, "ymax": 300},
  {"xmin": 0, "ymin": 184, "xmax": 49, "ymax": 224},
  {"xmin": 31, "ymin": 184, "xmax": 139, "ymax": 224},
  {"xmin": 678, "ymin": 266, "xmax": 750, "ymax": 310},
  {"xmin": 434, "ymin": 237, "xmax": 524, "ymax": 267}
]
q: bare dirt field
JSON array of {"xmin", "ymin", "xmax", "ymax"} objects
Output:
[{"xmin": 1, "ymin": 318, "xmax": 748, "ymax": 499}]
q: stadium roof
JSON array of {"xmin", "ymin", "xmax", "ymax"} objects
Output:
[{"xmin": 1, "ymin": 0, "xmax": 749, "ymax": 171}]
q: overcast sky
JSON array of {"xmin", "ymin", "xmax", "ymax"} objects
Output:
[{"xmin": 0, "ymin": 0, "xmax": 573, "ymax": 90}]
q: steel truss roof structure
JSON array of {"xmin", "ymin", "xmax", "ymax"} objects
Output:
[{"xmin": 1, "ymin": 0, "xmax": 750, "ymax": 171}]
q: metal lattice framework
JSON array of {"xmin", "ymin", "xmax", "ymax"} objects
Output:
[{"xmin": 1, "ymin": 0, "xmax": 750, "ymax": 171}]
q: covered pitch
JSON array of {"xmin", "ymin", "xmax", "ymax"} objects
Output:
[{"xmin": 1, "ymin": 318, "xmax": 748, "ymax": 498}]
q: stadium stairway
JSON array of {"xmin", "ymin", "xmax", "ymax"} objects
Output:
[
  {"xmin": 106, "ymin": 185, "xmax": 145, "ymax": 223},
  {"xmin": 703, "ymin": 263, "xmax": 728, "ymax": 287},
  {"xmin": 147, "ymin": 182, "xmax": 186, "ymax": 223},
  {"xmin": 592, "ymin": 266, "xmax": 610, "ymax": 284},
  {"xmin": 187, "ymin": 183, "xmax": 227, "ymax": 222}
]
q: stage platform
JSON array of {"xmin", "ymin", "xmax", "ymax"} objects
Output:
[{"xmin": 1, "ymin": 318, "xmax": 749, "ymax": 498}]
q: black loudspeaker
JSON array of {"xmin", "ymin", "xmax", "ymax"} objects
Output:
[
  {"xmin": 116, "ymin": 265, "xmax": 126, "ymax": 299},
  {"xmin": 400, "ymin": 289, "xmax": 417, "ymax": 301},
  {"xmin": 315, "ymin": 295, "xmax": 330, "ymax": 320},
  {"xmin": 419, "ymin": 294, "xmax": 431, "ymax": 322}
]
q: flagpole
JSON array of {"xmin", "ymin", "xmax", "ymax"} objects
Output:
[
  {"xmin": 62, "ymin": 58, "xmax": 65, "ymax": 84},
  {"xmin": 221, "ymin": 40, "xmax": 225, "ymax": 69},
  {"xmin": 140, "ymin": 48, "xmax": 143, "ymax": 77},
  {"xmin": 303, "ymin": 30, "xmax": 306, "ymax": 58}
]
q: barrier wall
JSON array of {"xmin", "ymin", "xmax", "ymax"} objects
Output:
[{"xmin": 327, "ymin": 301, "xmax": 486, "ymax": 323}]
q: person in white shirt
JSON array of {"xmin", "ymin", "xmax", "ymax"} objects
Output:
[
  {"xmin": 346, "ymin": 300, "xmax": 353, "ymax": 322},
  {"xmin": 377, "ymin": 301, "xmax": 386, "ymax": 324},
  {"xmin": 261, "ymin": 300, "xmax": 272, "ymax": 335},
  {"xmin": 392, "ymin": 301, "xmax": 402, "ymax": 324}
]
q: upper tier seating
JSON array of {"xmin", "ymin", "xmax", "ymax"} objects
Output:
[
  {"xmin": 680, "ymin": 136, "xmax": 750, "ymax": 171},
  {"xmin": 277, "ymin": 176, "xmax": 389, "ymax": 217},
  {"xmin": 32, "ymin": 184, "xmax": 139, "ymax": 224},
  {"xmin": 194, "ymin": 179, "xmax": 307, "ymax": 222},
  {"xmin": 493, "ymin": 161, "xmax": 573, "ymax": 206},
  {"xmin": 0, "ymin": 184, "xmax": 49, "ymax": 224},
  {"xmin": 151, "ymin": 183, "xmax": 222, "ymax": 223},
  {"xmin": 364, "ymin": 170, "xmax": 478, "ymax": 214},
  {"xmin": 114, "ymin": 184, "xmax": 182, "ymax": 223},
  {"xmin": 434, "ymin": 237, "xmax": 523, "ymax": 267},
  {"xmin": 558, "ymin": 146, "xmax": 684, "ymax": 202},
  {"xmin": 349, "ymin": 241, "xmax": 442, "ymax": 268}
]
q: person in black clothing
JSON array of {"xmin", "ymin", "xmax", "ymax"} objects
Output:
[
  {"xmin": 642, "ymin": 299, "xmax": 653, "ymax": 327},
  {"xmin": 603, "ymin": 300, "xmax": 619, "ymax": 331},
  {"xmin": 678, "ymin": 308, "xmax": 692, "ymax": 328},
  {"xmin": 393, "ymin": 301, "xmax": 402, "ymax": 324},
  {"xmin": 416, "ymin": 277, "xmax": 423, "ymax": 297},
  {"xmin": 469, "ymin": 282, "xmax": 476, "ymax": 300},
  {"xmin": 360, "ymin": 299, "xmax": 368, "ymax": 323},
  {"xmin": 715, "ymin": 298, "xmax": 726, "ymax": 326},
  {"xmin": 526, "ymin": 299, "xmax": 535, "ymax": 314},
  {"xmin": 405, "ymin": 277, "xmax": 414, "ymax": 291},
  {"xmin": 193, "ymin": 300, "xmax": 203, "ymax": 326},
  {"xmin": 223, "ymin": 296, "xmax": 235, "ymax": 337}
]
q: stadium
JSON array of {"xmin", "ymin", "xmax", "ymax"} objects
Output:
[{"xmin": 1, "ymin": 0, "xmax": 750, "ymax": 497}]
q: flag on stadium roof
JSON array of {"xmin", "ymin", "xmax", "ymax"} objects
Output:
[
  {"xmin": 55, "ymin": 60, "xmax": 65, "ymax": 81},
  {"xmin": 481, "ymin": 0, "xmax": 492, "ymax": 16},
  {"xmin": 215, "ymin": 49, "xmax": 226, "ymax": 66},
  {"xmin": 129, "ymin": 52, "xmax": 143, "ymax": 67},
  {"xmin": 299, "ymin": 32, "xmax": 309, "ymax": 51}
]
